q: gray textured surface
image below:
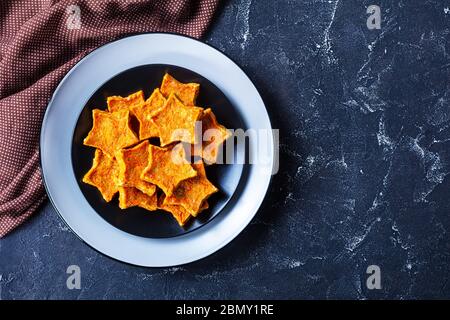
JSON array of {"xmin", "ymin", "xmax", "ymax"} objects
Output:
[{"xmin": 1, "ymin": 0, "xmax": 450, "ymax": 299}]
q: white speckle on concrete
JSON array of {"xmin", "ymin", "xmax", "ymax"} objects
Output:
[
  {"xmin": 377, "ymin": 115, "xmax": 394, "ymax": 154},
  {"xmin": 322, "ymin": 0, "xmax": 340, "ymax": 63},
  {"xmin": 233, "ymin": 0, "xmax": 252, "ymax": 49}
]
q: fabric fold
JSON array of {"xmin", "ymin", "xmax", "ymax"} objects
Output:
[{"xmin": 0, "ymin": 0, "xmax": 220, "ymax": 237}]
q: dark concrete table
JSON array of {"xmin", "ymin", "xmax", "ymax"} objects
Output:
[{"xmin": 1, "ymin": 0, "xmax": 449, "ymax": 299}]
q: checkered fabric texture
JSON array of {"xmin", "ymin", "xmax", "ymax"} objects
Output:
[{"xmin": 0, "ymin": 0, "xmax": 219, "ymax": 237}]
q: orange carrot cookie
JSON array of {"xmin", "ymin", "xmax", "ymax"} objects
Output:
[
  {"xmin": 151, "ymin": 94, "xmax": 203, "ymax": 146},
  {"xmin": 107, "ymin": 90, "xmax": 145, "ymax": 113},
  {"xmin": 131, "ymin": 88, "xmax": 166, "ymax": 140},
  {"xmin": 82, "ymin": 149, "xmax": 119, "ymax": 202},
  {"xmin": 192, "ymin": 108, "xmax": 231, "ymax": 164},
  {"xmin": 118, "ymin": 186, "xmax": 158, "ymax": 211},
  {"xmin": 115, "ymin": 140, "xmax": 156, "ymax": 196},
  {"xmin": 158, "ymin": 194, "xmax": 192, "ymax": 226},
  {"xmin": 152, "ymin": 94, "xmax": 203, "ymax": 146},
  {"xmin": 83, "ymin": 109, "xmax": 139, "ymax": 157},
  {"xmin": 158, "ymin": 195, "xmax": 209, "ymax": 226},
  {"xmin": 164, "ymin": 161, "xmax": 218, "ymax": 216},
  {"xmin": 160, "ymin": 73, "xmax": 199, "ymax": 106},
  {"xmin": 141, "ymin": 144, "xmax": 197, "ymax": 196}
]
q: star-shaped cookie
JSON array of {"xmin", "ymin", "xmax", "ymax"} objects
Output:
[
  {"xmin": 163, "ymin": 161, "xmax": 218, "ymax": 216},
  {"xmin": 160, "ymin": 73, "xmax": 200, "ymax": 106},
  {"xmin": 141, "ymin": 144, "xmax": 197, "ymax": 196},
  {"xmin": 151, "ymin": 94, "xmax": 203, "ymax": 146},
  {"xmin": 115, "ymin": 140, "xmax": 156, "ymax": 196},
  {"xmin": 158, "ymin": 194, "xmax": 209, "ymax": 226},
  {"xmin": 83, "ymin": 109, "xmax": 139, "ymax": 157},
  {"xmin": 131, "ymin": 88, "xmax": 165, "ymax": 140},
  {"xmin": 82, "ymin": 149, "xmax": 119, "ymax": 202},
  {"xmin": 192, "ymin": 108, "xmax": 231, "ymax": 164},
  {"xmin": 107, "ymin": 90, "xmax": 145, "ymax": 113},
  {"xmin": 118, "ymin": 186, "xmax": 158, "ymax": 211}
]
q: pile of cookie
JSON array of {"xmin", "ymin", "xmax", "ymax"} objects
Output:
[{"xmin": 82, "ymin": 74, "xmax": 230, "ymax": 226}]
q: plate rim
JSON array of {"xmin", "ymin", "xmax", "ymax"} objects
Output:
[{"xmin": 40, "ymin": 32, "xmax": 275, "ymax": 267}]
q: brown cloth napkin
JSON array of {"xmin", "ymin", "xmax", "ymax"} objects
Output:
[{"xmin": 0, "ymin": 0, "xmax": 219, "ymax": 237}]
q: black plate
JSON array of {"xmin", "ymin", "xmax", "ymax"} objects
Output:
[{"xmin": 72, "ymin": 64, "xmax": 244, "ymax": 238}]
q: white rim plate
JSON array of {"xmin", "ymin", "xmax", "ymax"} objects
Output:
[{"xmin": 40, "ymin": 33, "xmax": 274, "ymax": 267}]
